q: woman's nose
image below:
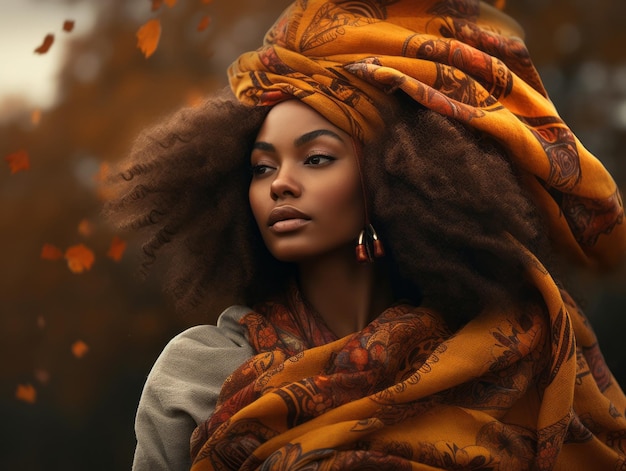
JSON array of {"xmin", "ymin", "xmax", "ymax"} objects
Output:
[{"xmin": 270, "ymin": 167, "xmax": 301, "ymax": 200}]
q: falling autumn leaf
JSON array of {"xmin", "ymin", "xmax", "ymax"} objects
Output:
[
  {"xmin": 34, "ymin": 34, "xmax": 54, "ymax": 54},
  {"xmin": 63, "ymin": 20, "xmax": 75, "ymax": 32},
  {"xmin": 71, "ymin": 340, "xmax": 89, "ymax": 358},
  {"xmin": 107, "ymin": 236, "xmax": 127, "ymax": 262},
  {"xmin": 16, "ymin": 384, "xmax": 37, "ymax": 404},
  {"xmin": 41, "ymin": 243, "xmax": 64, "ymax": 261},
  {"xmin": 94, "ymin": 161, "xmax": 111, "ymax": 181},
  {"xmin": 197, "ymin": 15, "xmax": 211, "ymax": 32},
  {"xmin": 201, "ymin": 0, "xmax": 213, "ymax": 4},
  {"xmin": 37, "ymin": 315, "xmax": 46, "ymax": 329},
  {"xmin": 64, "ymin": 244, "xmax": 95, "ymax": 274},
  {"xmin": 164, "ymin": 0, "xmax": 177, "ymax": 6},
  {"xmin": 77, "ymin": 218, "xmax": 94, "ymax": 237},
  {"xmin": 5, "ymin": 150, "xmax": 30, "ymax": 174},
  {"xmin": 93, "ymin": 161, "xmax": 112, "ymax": 189},
  {"xmin": 136, "ymin": 19, "xmax": 161, "ymax": 58},
  {"xmin": 94, "ymin": 162, "xmax": 119, "ymax": 201},
  {"xmin": 31, "ymin": 109, "xmax": 41, "ymax": 125},
  {"xmin": 151, "ymin": 0, "xmax": 163, "ymax": 10},
  {"xmin": 185, "ymin": 89, "xmax": 204, "ymax": 107}
]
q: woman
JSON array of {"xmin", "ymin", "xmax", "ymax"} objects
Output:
[{"xmin": 107, "ymin": 0, "xmax": 626, "ymax": 469}]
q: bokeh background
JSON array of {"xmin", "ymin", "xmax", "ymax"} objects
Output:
[{"xmin": 1, "ymin": 0, "xmax": 624, "ymax": 469}]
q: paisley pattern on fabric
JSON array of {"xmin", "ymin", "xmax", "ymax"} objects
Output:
[
  {"xmin": 299, "ymin": 2, "xmax": 381, "ymax": 52},
  {"xmin": 562, "ymin": 190, "xmax": 625, "ymax": 248},
  {"xmin": 526, "ymin": 117, "xmax": 581, "ymax": 191},
  {"xmin": 190, "ymin": 251, "xmax": 626, "ymax": 470},
  {"xmin": 229, "ymin": 0, "xmax": 626, "ymax": 267}
]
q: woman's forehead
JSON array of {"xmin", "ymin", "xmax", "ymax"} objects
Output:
[{"xmin": 256, "ymin": 100, "xmax": 350, "ymax": 141}]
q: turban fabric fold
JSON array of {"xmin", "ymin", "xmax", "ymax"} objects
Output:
[{"xmin": 228, "ymin": 0, "xmax": 625, "ymax": 268}]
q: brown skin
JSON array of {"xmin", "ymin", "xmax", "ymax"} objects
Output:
[
  {"xmin": 249, "ymin": 100, "xmax": 392, "ymax": 336},
  {"xmin": 249, "ymin": 100, "xmax": 364, "ymax": 264},
  {"xmin": 297, "ymin": 253, "xmax": 393, "ymax": 336}
]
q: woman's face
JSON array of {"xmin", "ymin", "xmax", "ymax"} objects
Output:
[{"xmin": 249, "ymin": 100, "xmax": 365, "ymax": 262}]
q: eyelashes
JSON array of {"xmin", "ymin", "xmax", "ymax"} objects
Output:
[
  {"xmin": 250, "ymin": 153, "xmax": 337, "ymax": 178},
  {"xmin": 304, "ymin": 154, "xmax": 335, "ymax": 166},
  {"xmin": 250, "ymin": 164, "xmax": 274, "ymax": 176}
]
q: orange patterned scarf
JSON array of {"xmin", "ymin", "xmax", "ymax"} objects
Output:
[
  {"xmin": 190, "ymin": 251, "xmax": 626, "ymax": 470},
  {"xmin": 228, "ymin": 0, "xmax": 625, "ymax": 269}
]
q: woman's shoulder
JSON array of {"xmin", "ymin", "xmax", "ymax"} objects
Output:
[
  {"xmin": 149, "ymin": 305, "xmax": 254, "ymax": 391},
  {"xmin": 132, "ymin": 305, "xmax": 255, "ymax": 470},
  {"xmin": 162, "ymin": 305, "xmax": 252, "ymax": 354}
]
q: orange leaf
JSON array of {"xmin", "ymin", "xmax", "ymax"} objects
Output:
[
  {"xmin": 5, "ymin": 150, "xmax": 30, "ymax": 174},
  {"xmin": 71, "ymin": 340, "xmax": 89, "ymax": 358},
  {"xmin": 197, "ymin": 15, "xmax": 211, "ymax": 32},
  {"xmin": 136, "ymin": 19, "xmax": 161, "ymax": 58},
  {"xmin": 77, "ymin": 218, "xmax": 94, "ymax": 237},
  {"xmin": 151, "ymin": 0, "xmax": 163, "ymax": 10},
  {"xmin": 34, "ymin": 34, "xmax": 54, "ymax": 54},
  {"xmin": 16, "ymin": 384, "xmax": 37, "ymax": 404},
  {"xmin": 64, "ymin": 244, "xmax": 95, "ymax": 273},
  {"xmin": 201, "ymin": 0, "xmax": 213, "ymax": 4},
  {"xmin": 164, "ymin": 0, "xmax": 177, "ymax": 6},
  {"xmin": 107, "ymin": 236, "xmax": 127, "ymax": 262},
  {"xmin": 31, "ymin": 109, "xmax": 41, "ymax": 125},
  {"xmin": 41, "ymin": 243, "xmax": 64, "ymax": 261},
  {"xmin": 94, "ymin": 161, "xmax": 111, "ymax": 182},
  {"xmin": 94, "ymin": 162, "xmax": 119, "ymax": 201},
  {"xmin": 63, "ymin": 20, "xmax": 75, "ymax": 32},
  {"xmin": 185, "ymin": 89, "xmax": 204, "ymax": 107}
]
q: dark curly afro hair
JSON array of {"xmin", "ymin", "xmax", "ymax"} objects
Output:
[{"xmin": 105, "ymin": 87, "xmax": 553, "ymax": 327}]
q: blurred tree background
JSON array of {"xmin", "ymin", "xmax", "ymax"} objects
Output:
[{"xmin": 0, "ymin": 0, "xmax": 624, "ymax": 469}]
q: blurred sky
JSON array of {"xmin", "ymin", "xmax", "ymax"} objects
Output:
[{"xmin": 0, "ymin": 0, "xmax": 97, "ymax": 115}]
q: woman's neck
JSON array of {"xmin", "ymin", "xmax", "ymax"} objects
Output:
[{"xmin": 296, "ymin": 247, "xmax": 393, "ymax": 337}]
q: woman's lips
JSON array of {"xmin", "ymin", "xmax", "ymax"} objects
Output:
[
  {"xmin": 267, "ymin": 206, "xmax": 311, "ymax": 233},
  {"xmin": 271, "ymin": 219, "xmax": 310, "ymax": 232}
]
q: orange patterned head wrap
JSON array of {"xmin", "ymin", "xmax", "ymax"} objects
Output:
[{"xmin": 228, "ymin": 0, "xmax": 625, "ymax": 267}]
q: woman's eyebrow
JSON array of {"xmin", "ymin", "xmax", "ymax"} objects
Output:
[
  {"xmin": 252, "ymin": 141, "xmax": 274, "ymax": 152},
  {"xmin": 295, "ymin": 129, "xmax": 345, "ymax": 147},
  {"xmin": 252, "ymin": 129, "xmax": 345, "ymax": 152}
]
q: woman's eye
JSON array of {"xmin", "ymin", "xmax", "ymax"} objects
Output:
[
  {"xmin": 251, "ymin": 164, "xmax": 274, "ymax": 176},
  {"xmin": 304, "ymin": 154, "xmax": 334, "ymax": 166}
]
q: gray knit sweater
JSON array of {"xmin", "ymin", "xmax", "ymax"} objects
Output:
[{"xmin": 132, "ymin": 305, "xmax": 254, "ymax": 470}]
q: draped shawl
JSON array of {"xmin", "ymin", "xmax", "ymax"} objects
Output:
[{"xmin": 189, "ymin": 249, "xmax": 626, "ymax": 470}]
